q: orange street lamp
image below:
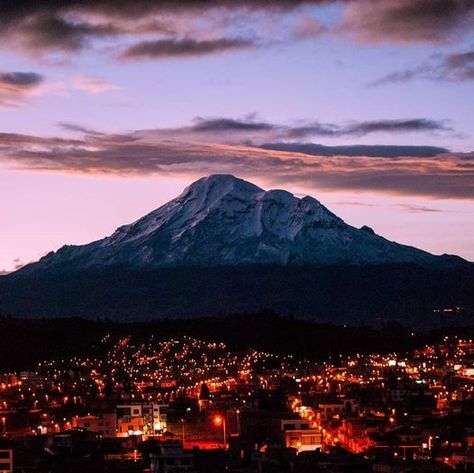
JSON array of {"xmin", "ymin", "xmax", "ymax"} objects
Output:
[{"xmin": 213, "ymin": 415, "xmax": 227, "ymax": 450}]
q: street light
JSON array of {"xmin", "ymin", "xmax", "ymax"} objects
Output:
[
  {"xmin": 180, "ymin": 418, "xmax": 185, "ymax": 447},
  {"xmin": 236, "ymin": 409, "xmax": 240, "ymax": 436},
  {"xmin": 213, "ymin": 415, "xmax": 227, "ymax": 450}
]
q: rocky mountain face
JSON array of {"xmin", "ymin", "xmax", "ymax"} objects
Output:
[{"xmin": 22, "ymin": 174, "xmax": 466, "ymax": 272}]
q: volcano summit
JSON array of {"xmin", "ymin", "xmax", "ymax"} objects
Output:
[{"xmin": 0, "ymin": 175, "xmax": 471, "ymax": 324}]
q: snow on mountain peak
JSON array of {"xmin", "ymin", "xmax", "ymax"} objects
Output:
[
  {"xmin": 178, "ymin": 174, "xmax": 262, "ymax": 211},
  {"xmin": 186, "ymin": 174, "xmax": 262, "ymax": 195},
  {"xmin": 33, "ymin": 174, "xmax": 466, "ymax": 270}
]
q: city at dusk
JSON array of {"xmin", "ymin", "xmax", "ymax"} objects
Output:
[{"xmin": 1, "ymin": 1, "xmax": 474, "ymax": 472}]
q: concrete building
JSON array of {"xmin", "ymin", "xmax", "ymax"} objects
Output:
[
  {"xmin": 72, "ymin": 413, "xmax": 117, "ymax": 437},
  {"xmin": 149, "ymin": 441, "xmax": 193, "ymax": 473},
  {"xmin": 116, "ymin": 403, "xmax": 168, "ymax": 436},
  {"xmin": 0, "ymin": 450, "xmax": 12, "ymax": 473}
]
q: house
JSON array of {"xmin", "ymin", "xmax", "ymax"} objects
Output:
[
  {"xmin": 72, "ymin": 413, "xmax": 117, "ymax": 437},
  {"xmin": 0, "ymin": 449, "xmax": 12, "ymax": 473},
  {"xmin": 147, "ymin": 441, "xmax": 194, "ymax": 473}
]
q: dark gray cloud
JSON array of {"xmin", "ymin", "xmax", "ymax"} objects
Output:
[
  {"xmin": 0, "ymin": 0, "xmax": 328, "ymax": 57},
  {"xmin": 0, "ymin": 0, "xmax": 326, "ymax": 20},
  {"xmin": 166, "ymin": 116, "xmax": 453, "ymax": 142},
  {"xmin": 58, "ymin": 122, "xmax": 107, "ymax": 136},
  {"xmin": 0, "ymin": 122, "xmax": 472, "ymax": 200},
  {"xmin": 0, "ymin": 71, "xmax": 43, "ymax": 86},
  {"xmin": 283, "ymin": 123, "xmax": 339, "ymax": 139},
  {"xmin": 370, "ymin": 67, "xmax": 428, "ymax": 87},
  {"xmin": 0, "ymin": 71, "xmax": 44, "ymax": 108},
  {"xmin": 344, "ymin": 0, "xmax": 474, "ymax": 44},
  {"xmin": 120, "ymin": 38, "xmax": 255, "ymax": 60},
  {"xmin": 19, "ymin": 14, "xmax": 120, "ymax": 52},
  {"xmin": 0, "ymin": 0, "xmax": 331, "ymax": 22},
  {"xmin": 274, "ymin": 163, "xmax": 474, "ymax": 200},
  {"xmin": 343, "ymin": 119, "xmax": 452, "ymax": 135},
  {"xmin": 260, "ymin": 143, "xmax": 449, "ymax": 158},
  {"xmin": 124, "ymin": 115, "xmax": 455, "ymax": 150},
  {"xmin": 288, "ymin": 119, "xmax": 452, "ymax": 138},
  {"xmin": 371, "ymin": 49, "xmax": 474, "ymax": 86},
  {"xmin": 191, "ymin": 117, "xmax": 275, "ymax": 132},
  {"xmin": 1, "ymin": 0, "xmax": 472, "ymax": 58}
]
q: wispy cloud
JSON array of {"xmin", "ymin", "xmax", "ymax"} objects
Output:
[
  {"xmin": 371, "ymin": 49, "xmax": 474, "ymax": 86},
  {"xmin": 143, "ymin": 116, "xmax": 454, "ymax": 144},
  {"xmin": 57, "ymin": 122, "xmax": 104, "ymax": 135},
  {"xmin": 0, "ymin": 71, "xmax": 44, "ymax": 108},
  {"xmin": 71, "ymin": 75, "xmax": 120, "ymax": 93},
  {"xmin": 283, "ymin": 119, "xmax": 453, "ymax": 139},
  {"xmin": 391, "ymin": 204, "xmax": 446, "ymax": 213},
  {"xmin": 120, "ymin": 38, "xmax": 256, "ymax": 60},
  {"xmin": 0, "ymin": 257, "xmax": 28, "ymax": 275},
  {"xmin": 334, "ymin": 201, "xmax": 376, "ymax": 208},
  {"xmin": 0, "ymin": 71, "xmax": 120, "ymax": 108},
  {"xmin": 12, "ymin": 257, "xmax": 27, "ymax": 270},
  {"xmin": 445, "ymin": 50, "xmax": 474, "ymax": 80}
]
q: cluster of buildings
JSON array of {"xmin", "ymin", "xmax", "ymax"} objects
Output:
[{"xmin": 2, "ymin": 335, "xmax": 474, "ymax": 471}]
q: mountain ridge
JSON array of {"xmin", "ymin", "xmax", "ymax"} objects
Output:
[{"xmin": 18, "ymin": 174, "xmax": 467, "ymax": 273}]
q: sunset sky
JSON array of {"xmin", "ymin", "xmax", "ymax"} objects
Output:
[{"xmin": 1, "ymin": 0, "xmax": 473, "ymax": 272}]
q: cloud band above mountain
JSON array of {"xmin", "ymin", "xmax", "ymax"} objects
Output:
[
  {"xmin": 133, "ymin": 117, "xmax": 454, "ymax": 144},
  {"xmin": 0, "ymin": 117, "xmax": 472, "ymax": 200}
]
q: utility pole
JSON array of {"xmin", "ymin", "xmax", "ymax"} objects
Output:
[
  {"xmin": 214, "ymin": 414, "xmax": 227, "ymax": 450},
  {"xmin": 223, "ymin": 416, "xmax": 227, "ymax": 450},
  {"xmin": 181, "ymin": 418, "xmax": 185, "ymax": 448}
]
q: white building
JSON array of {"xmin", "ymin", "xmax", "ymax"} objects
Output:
[{"xmin": 116, "ymin": 402, "xmax": 168, "ymax": 436}]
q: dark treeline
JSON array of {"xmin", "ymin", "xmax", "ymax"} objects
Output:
[{"xmin": 2, "ymin": 312, "xmax": 474, "ymax": 371}]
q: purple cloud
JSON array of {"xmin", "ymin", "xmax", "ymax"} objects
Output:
[
  {"xmin": 0, "ymin": 119, "xmax": 471, "ymax": 200},
  {"xmin": 0, "ymin": 71, "xmax": 44, "ymax": 108}
]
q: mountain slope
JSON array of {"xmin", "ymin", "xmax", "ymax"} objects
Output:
[
  {"xmin": 20, "ymin": 174, "xmax": 466, "ymax": 272},
  {"xmin": 1, "ymin": 174, "xmax": 472, "ymax": 325},
  {"xmin": 1, "ymin": 264, "xmax": 474, "ymax": 326}
]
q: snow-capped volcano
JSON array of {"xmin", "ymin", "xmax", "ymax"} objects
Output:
[{"xmin": 29, "ymin": 174, "xmax": 464, "ymax": 271}]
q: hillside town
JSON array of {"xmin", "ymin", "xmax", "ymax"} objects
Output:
[{"xmin": 2, "ymin": 335, "xmax": 474, "ymax": 471}]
